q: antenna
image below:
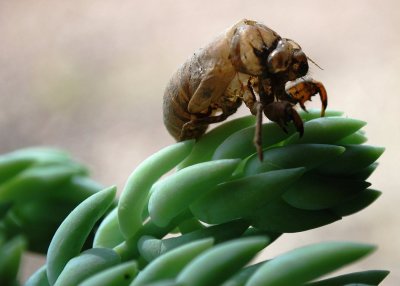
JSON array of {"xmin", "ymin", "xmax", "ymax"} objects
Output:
[{"xmin": 307, "ymin": 56, "xmax": 324, "ymax": 70}]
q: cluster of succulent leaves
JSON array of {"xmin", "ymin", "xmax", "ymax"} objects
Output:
[
  {"xmin": 0, "ymin": 148, "xmax": 106, "ymax": 285},
  {"xmin": 0, "ymin": 110, "xmax": 389, "ymax": 285}
]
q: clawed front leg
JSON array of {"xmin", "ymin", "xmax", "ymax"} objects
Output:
[
  {"xmin": 242, "ymin": 77, "xmax": 327, "ymax": 160},
  {"xmin": 268, "ymin": 78, "xmax": 328, "ymax": 137},
  {"xmin": 285, "ymin": 79, "xmax": 328, "ymax": 116},
  {"xmin": 263, "ymin": 101, "xmax": 304, "ymax": 136},
  {"xmin": 250, "ymin": 100, "xmax": 304, "ymax": 161}
]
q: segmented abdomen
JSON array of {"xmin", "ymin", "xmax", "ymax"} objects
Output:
[{"xmin": 163, "ymin": 64, "xmax": 208, "ymax": 140}]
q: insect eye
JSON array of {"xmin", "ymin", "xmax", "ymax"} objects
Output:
[
  {"xmin": 267, "ymin": 49, "xmax": 291, "ymax": 73},
  {"xmin": 267, "ymin": 40, "xmax": 292, "ymax": 73},
  {"xmin": 293, "ymin": 51, "xmax": 308, "ymax": 76}
]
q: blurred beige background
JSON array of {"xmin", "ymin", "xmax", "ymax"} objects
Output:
[{"xmin": 1, "ymin": 0, "xmax": 399, "ymax": 284}]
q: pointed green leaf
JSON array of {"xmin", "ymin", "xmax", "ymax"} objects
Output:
[
  {"xmin": 212, "ymin": 110, "xmax": 343, "ymax": 161},
  {"xmin": 284, "ymin": 117, "xmax": 366, "ymax": 145},
  {"xmin": 0, "ymin": 165, "xmax": 82, "ymax": 202},
  {"xmin": 54, "ymin": 248, "xmax": 120, "ymax": 286},
  {"xmin": 148, "ymin": 159, "xmax": 240, "ymax": 227},
  {"xmin": 132, "ymin": 238, "xmax": 213, "ymax": 286},
  {"xmin": 47, "ymin": 186, "xmax": 116, "ymax": 285},
  {"xmin": 93, "ymin": 208, "xmax": 124, "ymax": 248},
  {"xmin": 221, "ymin": 262, "xmax": 265, "ymax": 286},
  {"xmin": 331, "ymin": 189, "xmax": 382, "ymax": 217},
  {"xmin": 177, "ymin": 237, "xmax": 268, "ymax": 286},
  {"xmin": 0, "ymin": 236, "xmax": 26, "ymax": 284},
  {"xmin": 243, "ymin": 144, "xmax": 345, "ymax": 175},
  {"xmin": 79, "ymin": 261, "xmax": 138, "ymax": 286},
  {"xmin": 0, "ymin": 155, "xmax": 33, "ymax": 184},
  {"xmin": 317, "ymin": 145, "xmax": 384, "ymax": 175},
  {"xmin": 138, "ymin": 220, "xmax": 248, "ymax": 261},
  {"xmin": 212, "ymin": 122, "xmax": 295, "ymax": 160},
  {"xmin": 246, "ymin": 241, "xmax": 376, "ymax": 286},
  {"xmin": 3, "ymin": 148, "xmax": 71, "ymax": 164},
  {"xmin": 335, "ymin": 130, "xmax": 367, "ymax": 145},
  {"xmin": 344, "ymin": 163, "xmax": 378, "ymax": 181},
  {"xmin": 298, "ymin": 109, "xmax": 343, "ymax": 121},
  {"xmin": 54, "ymin": 176, "xmax": 104, "ymax": 204},
  {"xmin": 25, "ymin": 265, "xmax": 50, "ymax": 286},
  {"xmin": 249, "ymin": 198, "xmax": 340, "ymax": 232},
  {"xmin": 118, "ymin": 140, "xmax": 194, "ymax": 239},
  {"xmin": 9, "ymin": 199, "xmax": 75, "ymax": 253},
  {"xmin": 282, "ymin": 172, "xmax": 370, "ymax": 210},
  {"xmin": 190, "ymin": 168, "xmax": 305, "ymax": 224},
  {"xmin": 305, "ymin": 269, "xmax": 389, "ymax": 286}
]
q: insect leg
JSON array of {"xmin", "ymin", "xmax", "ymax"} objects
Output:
[
  {"xmin": 263, "ymin": 101, "xmax": 304, "ymax": 137},
  {"xmin": 254, "ymin": 102, "xmax": 264, "ymax": 161},
  {"xmin": 179, "ymin": 105, "xmax": 239, "ymax": 141},
  {"xmin": 242, "ymin": 78, "xmax": 258, "ymax": 115},
  {"xmin": 242, "ymin": 78, "xmax": 266, "ymax": 161},
  {"xmin": 285, "ymin": 79, "xmax": 328, "ymax": 117}
]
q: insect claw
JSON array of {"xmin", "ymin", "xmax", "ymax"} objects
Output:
[
  {"xmin": 276, "ymin": 118, "xmax": 288, "ymax": 133},
  {"xmin": 290, "ymin": 107, "xmax": 304, "ymax": 137},
  {"xmin": 300, "ymin": 102, "xmax": 308, "ymax": 112},
  {"xmin": 286, "ymin": 79, "xmax": 328, "ymax": 118},
  {"xmin": 314, "ymin": 81, "xmax": 328, "ymax": 117}
]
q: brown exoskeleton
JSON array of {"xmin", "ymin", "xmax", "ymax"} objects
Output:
[{"xmin": 163, "ymin": 19, "xmax": 328, "ymax": 160}]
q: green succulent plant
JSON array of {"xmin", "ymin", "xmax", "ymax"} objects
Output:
[{"xmin": 0, "ymin": 110, "xmax": 389, "ymax": 285}]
